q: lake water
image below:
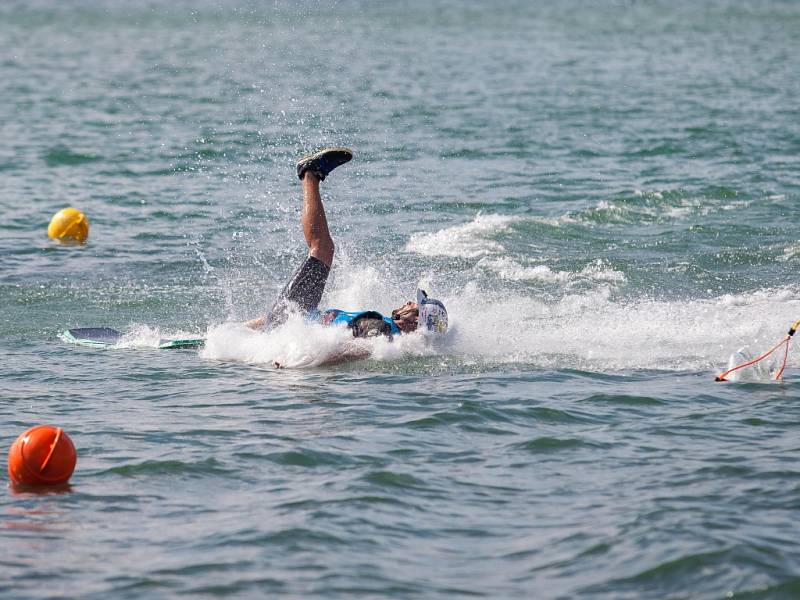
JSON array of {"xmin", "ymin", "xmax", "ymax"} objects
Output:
[{"xmin": 2, "ymin": 1, "xmax": 800, "ymax": 598}]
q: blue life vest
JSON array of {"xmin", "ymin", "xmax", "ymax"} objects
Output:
[{"xmin": 318, "ymin": 309, "xmax": 401, "ymax": 336}]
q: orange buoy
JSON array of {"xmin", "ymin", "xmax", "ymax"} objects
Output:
[
  {"xmin": 47, "ymin": 207, "xmax": 89, "ymax": 244},
  {"xmin": 7, "ymin": 425, "xmax": 77, "ymax": 486}
]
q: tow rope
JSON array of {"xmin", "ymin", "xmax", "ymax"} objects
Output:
[{"xmin": 715, "ymin": 319, "xmax": 800, "ymax": 382}]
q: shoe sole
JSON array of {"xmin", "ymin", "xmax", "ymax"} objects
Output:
[{"xmin": 296, "ymin": 147, "xmax": 353, "ymax": 171}]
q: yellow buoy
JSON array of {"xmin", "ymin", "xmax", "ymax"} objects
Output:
[{"xmin": 48, "ymin": 207, "xmax": 89, "ymax": 244}]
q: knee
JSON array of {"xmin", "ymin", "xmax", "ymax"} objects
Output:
[{"xmin": 312, "ymin": 238, "xmax": 334, "ymax": 267}]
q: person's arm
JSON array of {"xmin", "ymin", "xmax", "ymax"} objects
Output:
[{"xmin": 244, "ymin": 315, "xmax": 268, "ymax": 330}]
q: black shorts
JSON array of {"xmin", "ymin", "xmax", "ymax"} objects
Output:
[{"xmin": 268, "ymin": 255, "xmax": 330, "ymax": 327}]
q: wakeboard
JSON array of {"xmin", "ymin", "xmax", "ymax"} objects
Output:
[{"xmin": 59, "ymin": 327, "xmax": 204, "ymax": 350}]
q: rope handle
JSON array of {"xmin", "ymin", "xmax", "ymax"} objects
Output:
[
  {"xmin": 789, "ymin": 319, "xmax": 800, "ymax": 337},
  {"xmin": 715, "ymin": 319, "xmax": 800, "ymax": 382}
]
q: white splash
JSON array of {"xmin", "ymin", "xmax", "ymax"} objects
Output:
[
  {"xmin": 477, "ymin": 257, "xmax": 626, "ymax": 285},
  {"xmin": 719, "ymin": 347, "xmax": 780, "ymax": 382},
  {"xmin": 117, "ymin": 324, "xmax": 200, "ymax": 349},
  {"xmin": 778, "ymin": 243, "xmax": 800, "ymax": 262},
  {"xmin": 479, "ymin": 259, "xmax": 571, "ymax": 283},
  {"xmin": 405, "ymin": 214, "xmax": 516, "ymax": 258},
  {"xmin": 598, "ymin": 192, "xmax": 751, "ymax": 221},
  {"xmin": 201, "ymin": 207, "xmax": 800, "ymax": 374},
  {"xmin": 443, "ymin": 282, "xmax": 800, "ymax": 373},
  {"xmin": 201, "ymin": 314, "xmax": 436, "ymax": 369}
]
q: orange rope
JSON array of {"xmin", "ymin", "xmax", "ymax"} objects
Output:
[
  {"xmin": 715, "ymin": 337, "xmax": 789, "ymax": 382},
  {"xmin": 775, "ymin": 335, "xmax": 792, "ymax": 381},
  {"xmin": 716, "ymin": 319, "xmax": 800, "ymax": 382}
]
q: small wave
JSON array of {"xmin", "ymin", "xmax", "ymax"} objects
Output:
[
  {"xmin": 264, "ymin": 449, "xmax": 352, "ymax": 468},
  {"xmin": 692, "ymin": 464, "xmax": 754, "ymax": 478},
  {"xmin": 521, "ymin": 406, "xmax": 599, "ymax": 424},
  {"xmin": 629, "ymin": 142, "xmax": 686, "ymax": 157},
  {"xmin": 778, "ymin": 242, "xmax": 800, "ymax": 262},
  {"xmin": 396, "ymin": 401, "xmax": 513, "ymax": 431},
  {"xmin": 529, "ymin": 213, "xmax": 579, "ymax": 227},
  {"xmin": 405, "ymin": 214, "xmax": 517, "ymax": 258},
  {"xmin": 583, "ymin": 393, "xmax": 666, "ymax": 407},
  {"xmin": 479, "ymin": 258, "xmax": 570, "ymax": 283},
  {"xmin": 43, "ymin": 145, "xmax": 100, "ymax": 167},
  {"xmin": 574, "ymin": 189, "xmax": 751, "ymax": 226},
  {"xmin": 587, "ymin": 548, "xmax": 734, "ymax": 596},
  {"xmin": 511, "ymin": 436, "xmax": 608, "ymax": 454},
  {"xmin": 361, "ymin": 470, "xmax": 427, "ymax": 490},
  {"xmin": 102, "ymin": 457, "xmax": 226, "ymax": 477},
  {"xmin": 218, "ymin": 527, "xmax": 345, "ymax": 548},
  {"xmin": 478, "ymin": 257, "xmax": 626, "ymax": 285}
]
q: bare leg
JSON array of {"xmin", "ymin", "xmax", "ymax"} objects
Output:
[
  {"xmin": 245, "ymin": 172, "xmax": 334, "ymax": 330},
  {"xmin": 246, "ymin": 151, "xmax": 349, "ymax": 330},
  {"xmin": 301, "ymin": 172, "xmax": 334, "ymax": 267}
]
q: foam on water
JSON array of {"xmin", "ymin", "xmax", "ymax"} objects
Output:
[
  {"xmin": 200, "ymin": 211, "xmax": 800, "ymax": 373},
  {"xmin": 201, "ymin": 315, "xmax": 434, "ymax": 369},
  {"xmin": 576, "ymin": 190, "xmax": 755, "ymax": 225},
  {"xmin": 201, "ymin": 259, "xmax": 800, "ymax": 374},
  {"xmin": 477, "ymin": 257, "xmax": 626, "ymax": 284},
  {"xmin": 404, "ymin": 214, "xmax": 516, "ymax": 258},
  {"xmin": 116, "ymin": 324, "xmax": 202, "ymax": 349},
  {"xmin": 779, "ymin": 242, "xmax": 800, "ymax": 262},
  {"xmin": 446, "ymin": 283, "xmax": 800, "ymax": 373}
]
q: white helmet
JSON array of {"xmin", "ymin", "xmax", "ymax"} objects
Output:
[{"xmin": 416, "ymin": 289, "xmax": 448, "ymax": 334}]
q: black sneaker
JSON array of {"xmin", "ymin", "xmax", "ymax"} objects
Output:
[{"xmin": 296, "ymin": 147, "xmax": 353, "ymax": 181}]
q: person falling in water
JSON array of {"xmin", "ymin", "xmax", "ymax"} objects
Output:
[{"xmin": 246, "ymin": 147, "xmax": 448, "ymax": 344}]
